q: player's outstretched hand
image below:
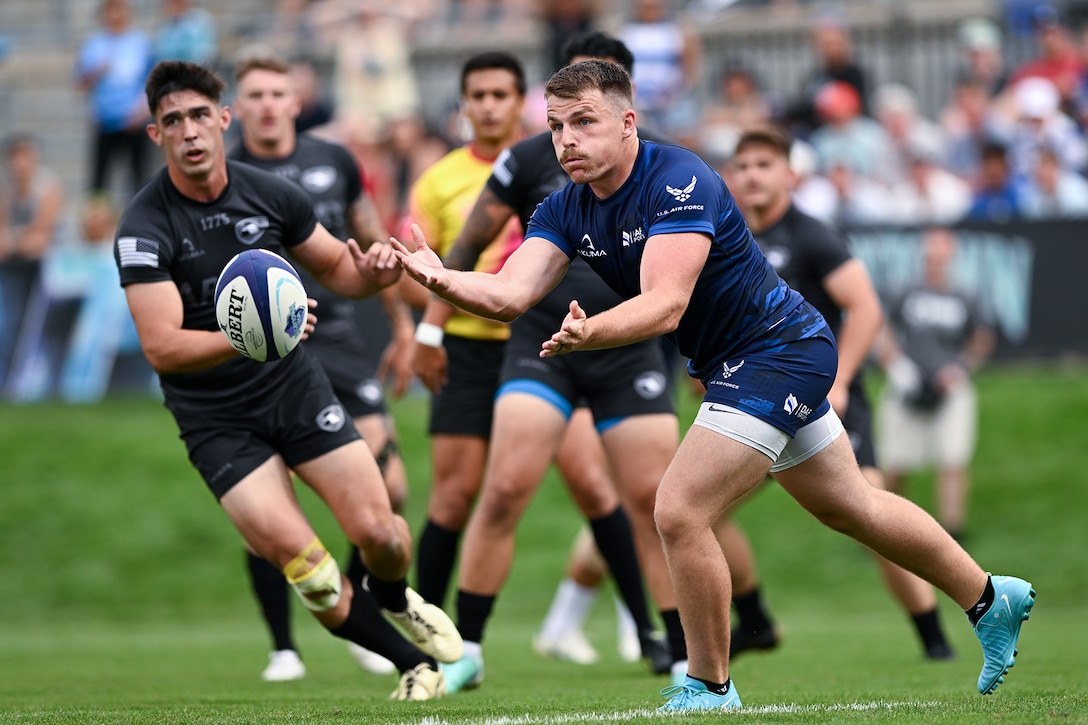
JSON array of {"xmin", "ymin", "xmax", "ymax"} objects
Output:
[
  {"xmin": 390, "ymin": 224, "xmax": 450, "ymax": 292},
  {"xmin": 348, "ymin": 238, "xmax": 401, "ymax": 289},
  {"xmin": 541, "ymin": 300, "xmax": 587, "ymax": 358}
]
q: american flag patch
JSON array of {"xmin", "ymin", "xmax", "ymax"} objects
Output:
[{"xmin": 117, "ymin": 236, "xmax": 160, "ymax": 268}]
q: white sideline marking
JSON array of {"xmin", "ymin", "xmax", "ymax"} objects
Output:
[{"xmin": 395, "ymin": 700, "xmax": 940, "ymax": 724}]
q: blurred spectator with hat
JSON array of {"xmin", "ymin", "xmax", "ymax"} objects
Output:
[
  {"xmin": 998, "ymin": 76, "xmax": 1087, "ymax": 180},
  {"xmin": 1009, "ymin": 3, "xmax": 1085, "ymax": 110},
  {"xmin": 809, "ymin": 80, "xmax": 893, "ymax": 181},
  {"xmin": 788, "ymin": 5, "xmax": 872, "ymax": 137},
  {"xmin": 956, "ymin": 16, "xmax": 1008, "ymax": 96}
]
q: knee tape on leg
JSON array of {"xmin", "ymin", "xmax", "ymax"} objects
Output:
[
  {"xmin": 283, "ymin": 538, "xmax": 342, "ymax": 612},
  {"xmin": 374, "ymin": 436, "xmax": 400, "ymax": 476}
]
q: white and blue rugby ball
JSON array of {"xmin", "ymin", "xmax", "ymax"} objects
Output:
[{"xmin": 214, "ymin": 249, "xmax": 308, "ymax": 362}]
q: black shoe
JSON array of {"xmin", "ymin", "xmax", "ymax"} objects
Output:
[
  {"xmin": 730, "ymin": 626, "xmax": 780, "ymax": 658},
  {"xmin": 924, "ymin": 640, "xmax": 956, "ymax": 660},
  {"xmin": 639, "ymin": 631, "xmax": 672, "ymax": 675}
]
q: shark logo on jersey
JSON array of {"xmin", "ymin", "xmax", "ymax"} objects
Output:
[
  {"xmin": 579, "ymin": 233, "xmax": 608, "ymax": 258},
  {"xmin": 301, "ymin": 165, "xmax": 337, "ymax": 193},
  {"xmin": 666, "ymin": 175, "xmax": 697, "ymax": 203},
  {"xmin": 316, "ymin": 404, "xmax": 346, "ymax": 432},
  {"xmin": 235, "ymin": 216, "xmax": 270, "ymax": 245},
  {"xmin": 764, "ymin": 247, "xmax": 790, "ymax": 271},
  {"xmin": 633, "ymin": 371, "xmax": 667, "ymax": 399}
]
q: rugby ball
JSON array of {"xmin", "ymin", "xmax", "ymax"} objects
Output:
[{"xmin": 214, "ymin": 249, "xmax": 308, "ymax": 362}]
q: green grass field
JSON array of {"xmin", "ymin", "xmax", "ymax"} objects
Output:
[{"xmin": 1, "ymin": 363, "xmax": 1086, "ymax": 724}]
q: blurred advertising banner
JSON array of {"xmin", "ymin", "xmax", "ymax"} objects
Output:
[{"xmin": 849, "ymin": 220, "xmax": 1087, "ymax": 361}]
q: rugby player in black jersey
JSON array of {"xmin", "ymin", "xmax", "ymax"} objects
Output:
[
  {"xmin": 113, "ymin": 60, "xmax": 458, "ymax": 700},
  {"xmin": 729, "ymin": 123, "xmax": 955, "ymax": 660},
  {"xmin": 228, "ymin": 51, "xmax": 436, "ymax": 686}
]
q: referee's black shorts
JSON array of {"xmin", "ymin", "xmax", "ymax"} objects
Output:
[{"xmin": 428, "ymin": 334, "xmax": 506, "ymax": 438}]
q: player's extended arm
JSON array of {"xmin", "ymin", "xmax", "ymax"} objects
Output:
[
  {"xmin": 291, "ymin": 222, "xmax": 401, "ymax": 298},
  {"xmin": 542, "ymin": 232, "xmax": 708, "ymax": 356},
  {"xmin": 346, "ymin": 190, "xmax": 415, "ymax": 395},
  {"xmin": 392, "ymin": 224, "xmax": 567, "ymax": 322},
  {"xmin": 125, "ymin": 280, "xmax": 239, "ymax": 374},
  {"xmin": 417, "ymin": 185, "xmax": 519, "ymax": 331},
  {"xmin": 823, "ymin": 258, "xmax": 883, "ymax": 411}
]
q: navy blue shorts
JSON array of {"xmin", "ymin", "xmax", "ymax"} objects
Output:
[{"xmin": 698, "ymin": 331, "xmax": 838, "ymax": 438}]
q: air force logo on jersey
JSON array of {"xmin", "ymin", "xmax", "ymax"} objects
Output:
[
  {"xmin": 666, "ymin": 175, "xmax": 697, "ymax": 202},
  {"xmin": 300, "ymin": 165, "xmax": 337, "ymax": 193},
  {"xmin": 235, "ymin": 216, "xmax": 270, "ymax": 245},
  {"xmin": 657, "ymin": 174, "xmax": 704, "ymax": 219}
]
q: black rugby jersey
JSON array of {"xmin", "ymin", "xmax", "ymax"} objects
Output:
[
  {"xmin": 114, "ymin": 161, "xmax": 318, "ymax": 401},
  {"xmin": 750, "ymin": 204, "xmax": 852, "ymax": 339},
  {"xmin": 230, "ymin": 136, "xmax": 364, "ymax": 343}
]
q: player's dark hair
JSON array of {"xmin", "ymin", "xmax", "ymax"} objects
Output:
[
  {"xmin": 560, "ymin": 31, "xmax": 635, "ymax": 75},
  {"xmin": 734, "ymin": 125, "xmax": 792, "ymax": 159},
  {"xmin": 460, "ymin": 50, "xmax": 527, "ymax": 97},
  {"xmin": 234, "ymin": 51, "xmax": 291, "ymax": 82},
  {"xmin": 145, "ymin": 60, "xmax": 227, "ymax": 116},
  {"xmin": 2, "ymin": 132, "xmax": 37, "ymax": 157},
  {"xmin": 545, "ymin": 59, "xmax": 633, "ymax": 106}
]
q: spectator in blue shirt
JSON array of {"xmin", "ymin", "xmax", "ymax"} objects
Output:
[{"xmin": 75, "ymin": 0, "xmax": 155, "ymax": 198}]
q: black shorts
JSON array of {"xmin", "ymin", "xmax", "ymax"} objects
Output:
[
  {"xmin": 165, "ymin": 352, "xmax": 361, "ymax": 499},
  {"xmin": 428, "ymin": 334, "xmax": 505, "ymax": 437},
  {"xmin": 499, "ymin": 324, "xmax": 674, "ymax": 431},
  {"xmin": 307, "ymin": 339, "xmax": 388, "ymax": 419},
  {"xmin": 842, "ymin": 377, "xmax": 877, "ymax": 469}
]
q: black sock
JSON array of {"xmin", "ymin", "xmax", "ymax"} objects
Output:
[
  {"xmin": 912, "ymin": 607, "xmax": 949, "ymax": 648},
  {"xmin": 343, "ymin": 544, "xmax": 367, "ymax": 588},
  {"xmin": 365, "ymin": 574, "xmax": 409, "ymax": 613},
  {"xmin": 660, "ymin": 608, "xmax": 687, "ymax": 663},
  {"xmin": 692, "ymin": 676, "xmax": 732, "ymax": 695},
  {"xmin": 416, "ymin": 520, "xmax": 461, "ymax": 607},
  {"xmin": 588, "ymin": 506, "xmax": 656, "ymax": 634},
  {"xmin": 966, "ymin": 576, "xmax": 995, "ymax": 626},
  {"xmin": 456, "ymin": 589, "xmax": 496, "ymax": 644},
  {"xmin": 246, "ymin": 550, "xmax": 296, "ymax": 652},
  {"xmin": 329, "ymin": 584, "xmax": 434, "ymax": 673},
  {"xmin": 733, "ymin": 586, "xmax": 773, "ymax": 633}
]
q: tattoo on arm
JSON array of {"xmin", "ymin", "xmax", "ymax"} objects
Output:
[
  {"xmin": 445, "ymin": 187, "xmax": 516, "ymax": 271},
  {"xmin": 349, "ymin": 194, "xmax": 388, "ymax": 250}
]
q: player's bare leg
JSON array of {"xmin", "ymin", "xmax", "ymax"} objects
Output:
[
  {"xmin": 654, "ymin": 426, "xmax": 773, "ymax": 686},
  {"xmin": 774, "ymin": 434, "xmax": 987, "ymax": 609}
]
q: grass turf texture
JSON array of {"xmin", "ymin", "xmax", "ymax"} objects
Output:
[{"xmin": 1, "ymin": 363, "xmax": 1086, "ymax": 724}]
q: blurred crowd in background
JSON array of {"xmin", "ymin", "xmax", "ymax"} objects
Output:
[{"xmin": 1, "ymin": 0, "xmax": 1086, "ymax": 402}]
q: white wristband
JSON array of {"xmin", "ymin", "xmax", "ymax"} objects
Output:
[{"xmin": 415, "ymin": 322, "xmax": 444, "ymax": 347}]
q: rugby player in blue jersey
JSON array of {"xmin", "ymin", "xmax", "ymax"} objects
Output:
[{"xmin": 392, "ymin": 59, "xmax": 1034, "ymax": 711}]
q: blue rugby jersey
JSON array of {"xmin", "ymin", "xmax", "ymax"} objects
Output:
[{"xmin": 525, "ymin": 140, "xmax": 827, "ymax": 380}]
